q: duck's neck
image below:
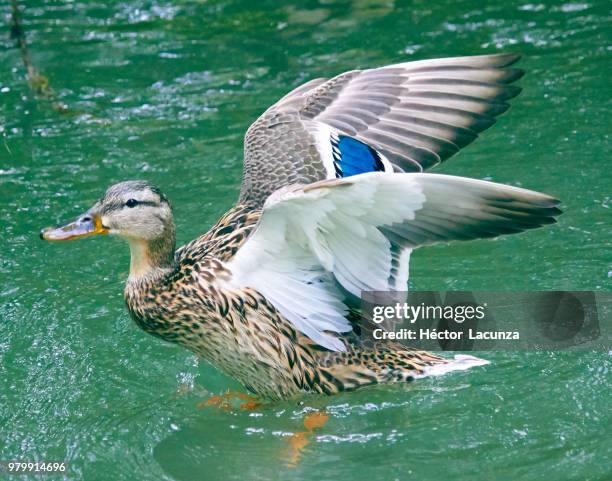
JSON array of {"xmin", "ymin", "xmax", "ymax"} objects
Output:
[{"xmin": 127, "ymin": 227, "xmax": 176, "ymax": 283}]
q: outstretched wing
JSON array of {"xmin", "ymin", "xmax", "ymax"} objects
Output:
[
  {"xmin": 227, "ymin": 173, "xmax": 561, "ymax": 351},
  {"xmin": 240, "ymin": 54, "xmax": 524, "ymax": 206}
]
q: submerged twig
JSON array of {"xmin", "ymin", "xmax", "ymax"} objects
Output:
[
  {"xmin": 3, "ymin": 131, "xmax": 12, "ymax": 155},
  {"xmin": 9, "ymin": 0, "xmax": 69, "ymax": 113}
]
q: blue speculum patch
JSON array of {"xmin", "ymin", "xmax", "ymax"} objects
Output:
[{"xmin": 331, "ymin": 135, "xmax": 385, "ymax": 177}]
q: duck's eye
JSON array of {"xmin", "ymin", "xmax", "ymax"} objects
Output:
[{"xmin": 125, "ymin": 198, "xmax": 138, "ymax": 208}]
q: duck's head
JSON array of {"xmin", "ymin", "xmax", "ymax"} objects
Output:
[{"xmin": 41, "ymin": 181, "xmax": 176, "ymax": 277}]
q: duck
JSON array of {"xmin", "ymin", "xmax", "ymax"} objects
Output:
[{"xmin": 41, "ymin": 53, "xmax": 561, "ymax": 401}]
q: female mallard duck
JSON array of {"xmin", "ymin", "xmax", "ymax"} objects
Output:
[{"xmin": 42, "ymin": 54, "xmax": 560, "ymax": 401}]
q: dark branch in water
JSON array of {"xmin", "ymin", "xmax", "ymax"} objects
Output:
[{"xmin": 10, "ymin": 0, "xmax": 69, "ymax": 113}]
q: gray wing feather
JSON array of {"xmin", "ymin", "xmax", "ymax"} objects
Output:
[
  {"xmin": 382, "ymin": 174, "xmax": 561, "ymax": 246},
  {"xmin": 240, "ymin": 53, "xmax": 524, "ymax": 206}
]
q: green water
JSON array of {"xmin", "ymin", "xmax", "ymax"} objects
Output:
[{"xmin": 1, "ymin": 0, "xmax": 610, "ymax": 480}]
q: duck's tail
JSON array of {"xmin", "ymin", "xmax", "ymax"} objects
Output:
[{"xmin": 314, "ymin": 347, "xmax": 488, "ymax": 394}]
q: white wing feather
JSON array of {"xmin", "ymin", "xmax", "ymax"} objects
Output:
[{"xmin": 226, "ymin": 173, "xmax": 559, "ymax": 351}]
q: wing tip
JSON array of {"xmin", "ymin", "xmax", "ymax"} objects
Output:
[
  {"xmin": 503, "ymin": 67, "xmax": 526, "ymax": 84},
  {"xmin": 502, "ymin": 193, "xmax": 563, "ymax": 229},
  {"xmin": 548, "ymin": 204, "xmax": 563, "ymax": 220},
  {"xmin": 444, "ymin": 52, "xmax": 524, "ymax": 68},
  {"xmin": 477, "ymin": 52, "xmax": 522, "ymax": 68},
  {"xmin": 501, "ymin": 84, "xmax": 523, "ymax": 100},
  {"xmin": 496, "ymin": 52, "xmax": 522, "ymax": 66}
]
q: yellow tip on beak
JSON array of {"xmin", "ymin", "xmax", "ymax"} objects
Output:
[{"xmin": 40, "ymin": 214, "xmax": 109, "ymax": 241}]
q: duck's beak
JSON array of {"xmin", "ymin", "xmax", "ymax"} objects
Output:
[{"xmin": 40, "ymin": 212, "xmax": 108, "ymax": 241}]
